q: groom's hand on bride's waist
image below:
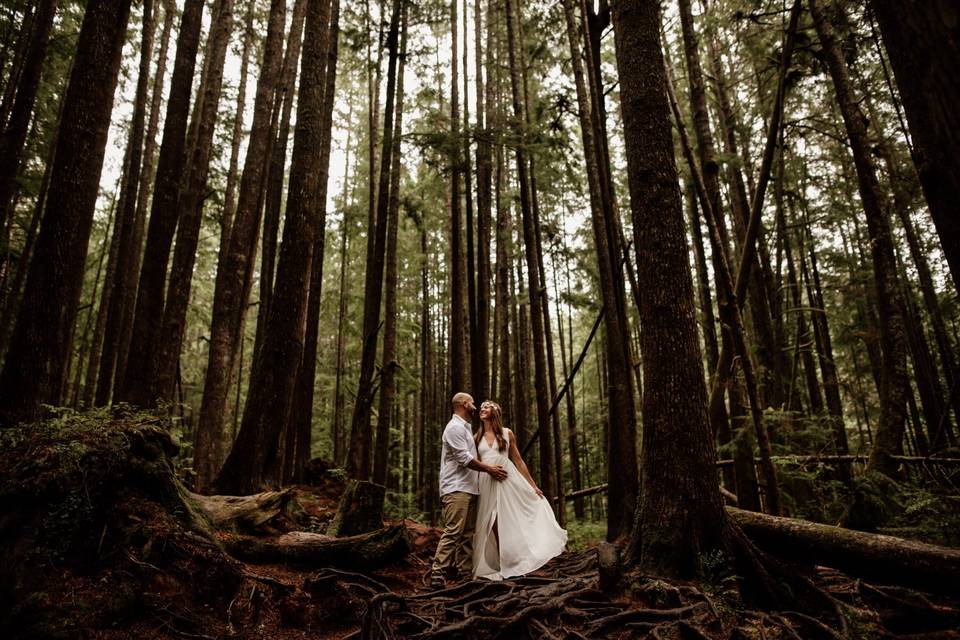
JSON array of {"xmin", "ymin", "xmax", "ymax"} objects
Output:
[{"xmin": 484, "ymin": 464, "xmax": 508, "ymax": 481}]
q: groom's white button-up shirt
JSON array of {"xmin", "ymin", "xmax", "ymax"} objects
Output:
[{"xmin": 439, "ymin": 414, "xmax": 480, "ymax": 497}]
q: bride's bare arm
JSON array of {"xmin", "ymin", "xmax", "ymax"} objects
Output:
[{"xmin": 506, "ymin": 429, "xmax": 544, "ymax": 498}]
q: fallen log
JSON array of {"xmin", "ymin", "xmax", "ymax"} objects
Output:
[
  {"xmin": 221, "ymin": 523, "xmax": 410, "ymax": 571},
  {"xmin": 715, "ymin": 455, "xmax": 960, "ymax": 467},
  {"xmin": 727, "ymin": 507, "xmax": 960, "ymax": 594},
  {"xmin": 188, "ymin": 488, "xmax": 299, "ymax": 534}
]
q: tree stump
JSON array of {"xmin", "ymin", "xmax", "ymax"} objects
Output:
[{"xmin": 326, "ymin": 480, "xmax": 385, "ymax": 537}]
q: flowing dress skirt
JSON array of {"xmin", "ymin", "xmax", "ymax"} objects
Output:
[{"xmin": 472, "ymin": 431, "xmax": 567, "ymax": 580}]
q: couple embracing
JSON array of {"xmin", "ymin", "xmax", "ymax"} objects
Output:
[{"xmin": 429, "ymin": 392, "xmax": 567, "ymax": 589}]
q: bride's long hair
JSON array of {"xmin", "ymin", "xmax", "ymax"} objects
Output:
[{"xmin": 475, "ymin": 400, "xmax": 509, "ymax": 451}]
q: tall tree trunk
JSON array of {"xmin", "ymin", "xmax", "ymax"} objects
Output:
[
  {"xmin": 512, "ymin": 256, "xmax": 531, "ymax": 452},
  {"xmin": 702, "ymin": 0, "xmax": 783, "ymax": 409},
  {"xmin": 84, "ymin": 0, "xmax": 159, "ymax": 408},
  {"xmin": 71, "ymin": 191, "xmax": 116, "ymax": 406},
  {"xmin": 345, "ymin": 0, "xmax": 403, "ymax": 482},
  {"xmin": 685, "ymin": 181, "xmax": 719, "ymax": 374},
  {"xmin": 665, "ymin": 62, "xmax": 783, "ymax": 516},
  {"xmin": 513, "ymin": 6, "xmax": 562, "ymax": 515},
  {"xmin": 0, "ymin": 117, "xmax": 55, "ymax": 361},
  {"xmin": 868, "ymin": 0, "xmax": 960, "ymax": 295},
  {"xmin": 799, "ymin": 207, "xmax": 850, "ymax": 479},
  {"xmin": 473, "ymin": 0, "xmax": 492, "ymax": 404},
  {"xmin": 0, "ymin": 3, "xmax": 36, "ymax": 131},
  {"xmin": 561, "ymin": 0, "xmax": 637, "ymax": 538},
  {"xmin": 555, "ymin": 247, "xmax": 583, "ymax": 519},
  {"xmin": 613, "ymin": 0, "xmax": 730, "ymax": 579},
  {"xmin": 491, "ymin": 0, "xmax": 510, "ymax": 422},
  {"xmin": 286, "ymin": 0, "xmax": 341, "ymax": 485},
  {"xmin": 120, "ymin": 0, "xmax": 206, "ymax": 406},
  {"xmin": 194, "ymin": 0, "xmax": 291, "ymax": 490},
  {"xmin": 782, "ymin": 197, "xmax": 823, "ymax": 415},
  {"xmin": 449, "ymin": 0, "xmax": 469, "ymax": 394},
  {"xmin": 463, "ymin": 0, "xmax": 480, "ymax": 403},
  {"xmin": 254, "ymin": 0, "xmax": 309, "ymax": 366},
  {"xmin": 0, "ymin": 0, "xmax": 132, "ymax": 425},
  {"xmin": 216, "ymin": 0, "xmax": 335, "ymax": 494},
  {"xmin": 152, "ymin": 0, "xmax": 237, "ymax": 404},
  {"xmin": 879, "ymin": 143, "xmax": 958, "ymax": 448},
  {"xmin": 504, "ymin": 0, "xmax": 556, "ymax": 508},
  {"xmin": 0, "ymin": 0, "xmax": 58, "ymax": 231},
  {"xmin": 218, "ymin": 0, "xmax": 255, "ymax": 284},
  {"xmin": 331, "ymin": 96, "xmax": 355, "ymax": 468},
  {"xmin": 372, "ymin": 0, "xmax": 407, "ymax": 487},
  {"xmin": 810, "ymin": 0, "xmax": 910, "ymax": 480},
  {"xmin": 418, "ymin": 221, "xmax": 431, "ymax": 511},
  {"xmin": 100, "ymin": 0, "xmax": 174, "ymax": 406}
]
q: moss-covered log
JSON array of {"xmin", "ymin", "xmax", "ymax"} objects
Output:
[
  {"xmin": 728, "ymin": 506, "xmax": 960, "ymax": 593},
  {"xmin": 221, "ymin": 523, "xmax": 410, "ymax": 570}
]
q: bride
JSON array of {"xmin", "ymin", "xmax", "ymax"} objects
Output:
[{"xmin": 472, "ymin": 400, "xmax": 567, "ymax": 580}]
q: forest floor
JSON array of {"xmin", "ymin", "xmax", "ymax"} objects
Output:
[
  {"xmin": 117, "ymin": 480, "xmax": 960, "ymax": 640},
  {"xmin": 2, "ymin": 411, "xmax": 960, "ymax": 639}
]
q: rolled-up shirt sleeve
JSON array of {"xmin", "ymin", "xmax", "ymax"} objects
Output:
[{"xmin": 443, "ymin": 425, "xmax": 474, "ymax": 467}]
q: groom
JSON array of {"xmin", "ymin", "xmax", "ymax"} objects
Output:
[{"xmin": 430, "ymin": 392, "xmax": 508, "ymax": 589}]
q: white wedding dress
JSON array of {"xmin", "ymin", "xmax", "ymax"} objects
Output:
[{"xmin": 473, "ymin": 429, "xmax": 567, "ymax": 580}]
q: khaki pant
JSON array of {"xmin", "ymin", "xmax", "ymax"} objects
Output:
[{"xmin": 431, "ymin": 491, "xmax": 477, "ymax": 576}]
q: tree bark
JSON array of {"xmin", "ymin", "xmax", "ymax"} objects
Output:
[
  {"xmin": 730, "ymin": 507, "xmax": 960, "ymax": 594},
  {"xmin": 100, "ymin": 0, "xmax": 174, "ymax": 406},
  {"xmin": 666, "ymin": 63, "xmax": 783, "ymax": 516},
  {"xmin": 0, "ymin": 0, "xmax": 58, "ymax": 232},
  {"xmin": 371, "ymin": 0, "xmax": 407, "ymax": 487},
  {"xmin": 331, "ymin": 101, "xmax": 356, "ymax": 467},
  {"xmin": 287, "ymin": 0, "xmax": 341, "ymax": 485},
  {"xmin": 218, "ymin": 0, "xmax": 255, "ymax": 280},
  {"xmin": 799, "ymin": 207, "xmax": 850, "ymax": 479},
  {"xmin": 448, "ymin": 0, "xmax": 469, "ymax": 395},
  {"xmin": 253, "ymin": 0, "xmax": 309, "ymax": 367},
  {"xmin": 463, "ymin": 0, "xmax": 479, "ymax": 405},
  {"xmin": 810, "ymin": 0, "xmax": 910, "ymax": 480},
  {"xmin": 473, "ymin": 0, "xmax": 492, "ymax": 404},
  {"xmin": 0, "ymin": 0, "xmax": 131, "ymax": 425},
  {"xmin": 345, "ymin": 0, "xmax": 402, "ymax": 482},
  {"xmin": 194, "ymin": 0, "xmax": 296, "ymax": 491},
  {"xmin": 613, "ymin": 0, "xmax": 730, "ymax": 579},
  {"xmin": 561, "ymin": 0, "xmax": 637, "ymax": 537},
  {"xmin": 83, "ymin": 0, "xmax": 159, "ymax": 409},
  {"xmin": 215, "ymin": 0, "xmax": 335, "ymax": 495},
  {"xmin": 879, "ymin": 141, "xmax": 958, "ymax": 449},
  {"xmin": 504, "ymin": 0, "xmax": 556, "ymax": 509},
  {"xmin": 120, "ymin": 0, "xmax": 206, "ymax": 406},
  {"xmin": 152, "ymin": 0, "xmax": 237, "ymax": 404},
  {"xmin": 868, "ymin": 0, "xmax": 960, "ymax": 295}
]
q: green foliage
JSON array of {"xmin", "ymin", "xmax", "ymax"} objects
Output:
[
  {"xmin": 882, "ymin": 483, "xmax": 960, "ymax": 547},
  {"xmin": 563, "ymin": 519, "xmax": 606, "ymax": 552}
]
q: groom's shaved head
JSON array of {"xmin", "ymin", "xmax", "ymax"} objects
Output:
[{"xmin": 451, "ymin": 392, "xmax": 473, "ymax": 409}]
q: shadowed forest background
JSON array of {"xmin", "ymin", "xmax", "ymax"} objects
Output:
[{"xmin": 1, "ymin": 0, "xmax": 959, "ymax": 637}]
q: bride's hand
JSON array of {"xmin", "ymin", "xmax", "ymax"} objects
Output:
[{"xmin": 534, "ymin": 487, "xmax": 544, "ymax": 498}]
